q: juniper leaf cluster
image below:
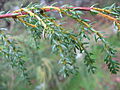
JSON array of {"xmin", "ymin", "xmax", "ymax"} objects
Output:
[{"xmin": 0, "ymin": 3, "xmax": 120, "ymax": 78}]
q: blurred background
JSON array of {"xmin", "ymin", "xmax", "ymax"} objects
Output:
[{"xmin": 0, "ymin": 0, "xmax": 120, "ymax": 90}]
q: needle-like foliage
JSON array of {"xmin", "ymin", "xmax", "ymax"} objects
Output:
[{"xmin": 0, "ymin": 3, "xmax": 120, "ymax": 78}]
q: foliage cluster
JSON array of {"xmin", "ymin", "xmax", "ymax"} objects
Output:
[{"xmin": 0, "ymin": 3, "xmax": 120, "ymax": 80}]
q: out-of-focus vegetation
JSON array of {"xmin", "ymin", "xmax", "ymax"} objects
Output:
[{"xmin": 0, "ymin": 0, "xmax": 120, "ymax": 90}]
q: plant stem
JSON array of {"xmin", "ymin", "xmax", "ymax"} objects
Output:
[{"xmin": 0, "ymin": 7, "xmax": 92, "ymax": 19}]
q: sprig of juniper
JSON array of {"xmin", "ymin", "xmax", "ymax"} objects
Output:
[
  {"xmin": 0, "ymin": 3, "xmax": 120, "ymax": 77},
  {"xmin": 0, "ymin": 30, "xmax": 29, "ymax": 81}
]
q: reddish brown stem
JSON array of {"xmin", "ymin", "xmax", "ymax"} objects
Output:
[
  {"xmin": 44, "ymin": 7, "xmax": 92, "ymax": 12},
  {"xmin": 0, "ymin": 12, "xmax": 29, "ymax": 18},
  {"xmin": 0, "ymin": 7, "xmax": 92, "ymax": 19}
]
